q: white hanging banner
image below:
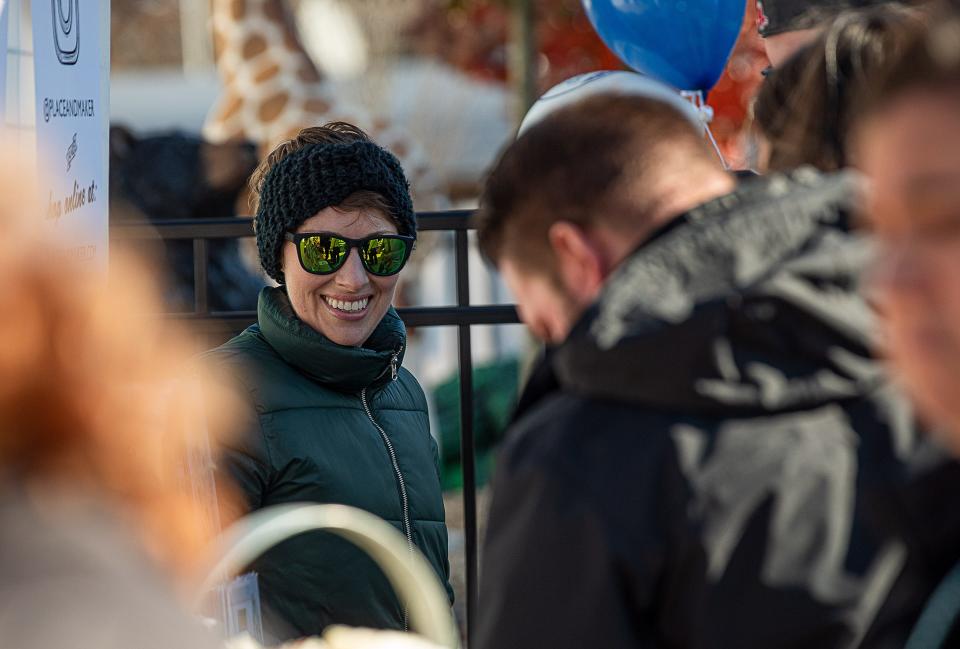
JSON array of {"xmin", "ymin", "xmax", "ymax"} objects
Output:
[
  {"xmin": 0, "ymin": 1, "xmax": 8, "ymax": 123},
  {"xmin": 32, "ymin": 0, "xmax": 109, "ymax": 266}
]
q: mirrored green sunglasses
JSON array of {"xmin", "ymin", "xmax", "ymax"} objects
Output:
[{"xmin": 284, "ymin": 231, "xmax": 415, "ymax": 277}]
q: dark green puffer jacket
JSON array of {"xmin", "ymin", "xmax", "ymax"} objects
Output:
[{"xmin": 205, "ymin": 287, "xmax": 452, "ymax": 642}]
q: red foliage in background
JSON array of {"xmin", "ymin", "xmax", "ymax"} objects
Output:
[
  {"xmin": 407, "ymin": 0, "xmax": 622, "ymax": 86},
  {"xmin": 409, "ymin": 0, "xmax": 769, "ymax": 166},
  {"xmin": 535, "ymin": 0, "xmax": 625, "ymax": 87},
  {"xmin": 707, "ymin": 2, "xmax": 769, "ymax": 167}
]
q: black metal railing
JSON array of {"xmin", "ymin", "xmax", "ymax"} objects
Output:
[{"xmin": 110, "ymin": 209, "xmax": 520, "ymax": 638}]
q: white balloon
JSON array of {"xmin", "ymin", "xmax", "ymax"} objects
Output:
[{"xmin": 517, "ymin": 70, "xmax": 706, "ymax": 137}]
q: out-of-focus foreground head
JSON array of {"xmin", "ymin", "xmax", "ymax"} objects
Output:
[
  {"xmin": 757, "ymin": 0, "xmax": 904, "ymax": 67},
  {"xmin": 855, "ymin": 0, "xmax": 960, "ymax": 449},
  {"xmin": 753, "ymin": 3, "xmax": 924, "ymax": 172},
  {"xmin": 0, "ymin": 157, "xmax": 238, "ymax": 582},
  {"xmin": 477, "ymin": 93, "xmax": 733, "ymax": 344}
]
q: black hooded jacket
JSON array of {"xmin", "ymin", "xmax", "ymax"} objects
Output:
[{"xmin": 474, "ymin": 169, "xmax": 960, "ymax": 649}]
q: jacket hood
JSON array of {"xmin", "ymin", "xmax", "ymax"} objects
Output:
[
  {"xmin": 257, "ymin": 286, "xmax": 406, "ymax": 393},
  {"xmin": 554, "ymin": 169, "xmax": 884, "ymax": 416}
]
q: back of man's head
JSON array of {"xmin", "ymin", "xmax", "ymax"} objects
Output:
[{"xmin": 478, "ymin": 93, "xmax": 727, "ymax": 277}]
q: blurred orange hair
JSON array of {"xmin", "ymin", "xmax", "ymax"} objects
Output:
[{"xmin": 0, "ymin": 157, "xmax": 238, "ymax": 587}]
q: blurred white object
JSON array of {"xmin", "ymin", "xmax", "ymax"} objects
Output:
[
  {"xmin": 111, "ymin": 70, "xmax": 221, "ymax": 133},
  {"xmin": 517, "ymin": 70, "xmax": 705, "ymax": 136},
  {"xmin": 0, "ymin": 492, "xmax": 220, "ymax": 649},
  {"xmin": 296, "ymin": 0, "xmax": 369, "ymax": 80},
  {"xmin": 198, "ymin": 504, "xmax": 459, "ymax": 649},
  {"xmin": 226, "ymin": 625, "xmax": 444, "ymax": 649},
  {"xmin": 325, "ymin": 626, "xmax": 445, "ymax": 649},
  {"xmin": 219, "ymin": 573, "xmax": 263, "ymax": 642}
]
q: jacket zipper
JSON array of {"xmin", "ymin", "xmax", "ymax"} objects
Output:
[{"xmin": 360, "ymin": 347, "xmax": 412, "ymax": 630}]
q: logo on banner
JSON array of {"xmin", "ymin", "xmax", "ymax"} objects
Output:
[
  {"xmin": 65, "ymin": 133, "xmax": 77, "ymax": 171},
  {"xmin": 52, "ymin": 0, "xmax": 79, "ymax": 65}
]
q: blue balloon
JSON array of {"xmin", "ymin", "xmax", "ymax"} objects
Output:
[{"xmin": 582, "ymin": 0, "xmax": 746, "ymax": 91}]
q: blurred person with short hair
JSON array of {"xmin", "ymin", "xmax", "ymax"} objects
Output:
[
  {"xmin": 853, "ymin": 4, "xmax": 960, "ymax": 645},
  {"xmin": 472, "ymin": 92, "xmax": 960, "ymax": 649},
  {"xmin": 204, "ymin": 123, "xmax": 452, "ymax": 643},
  {"xmin": 0, "ymin": 160, "xmax": 229, "ymax": 649},
  {"xmin": 856, "ymin": 1, "xmax": 960, "ymax": 452}
]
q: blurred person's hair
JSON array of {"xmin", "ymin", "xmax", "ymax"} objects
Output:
[
  {"xmin": 857, "ymin": 0, "xmax": 960, "ymax": 117},
  {"xmin": 754, "ymin": 3, "xmax": 924, "ymax": 171},
  {"xmin": 476, "ymin": 94, "xmax": 718, "ymax": 276},
  {"xmin": 759, "ymin": 0, "xmax": 901, "ymax": 36},
  {"xmin": 247, "ymin": 121, "xmax": 394, "ymax": 218},
  {"xmin": 0, "ymin": 165, "xmax": 238, "ymax": 583}
]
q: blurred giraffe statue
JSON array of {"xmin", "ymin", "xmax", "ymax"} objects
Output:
[{"xmin": 204, "ymin": 0, "xmax": 444, "ymax": 208}]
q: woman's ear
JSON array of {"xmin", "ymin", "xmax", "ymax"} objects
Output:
[{"xmin": 547, "ymin": 221, "xmax": 608, "ymax": 307}]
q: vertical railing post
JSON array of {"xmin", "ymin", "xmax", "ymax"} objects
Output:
[
  {"xmin": 194, "ymin": 237, "xmax": 210, "ymax": 315},
  {"xmin": 455, "ymin": 228, "xmax": 478, "ymax": 641},
  {"xmin": 508, "ymin": 0, "xmax": 538, "ymax": 126}
]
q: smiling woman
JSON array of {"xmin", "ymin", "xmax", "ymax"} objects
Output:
[
  {"xmin": 203, "ymin": 123, "xmax": 453, "ymax": 642},
  {"xmin": 282, "ymin": 207, "xmax": 403, "ymax": 346}
]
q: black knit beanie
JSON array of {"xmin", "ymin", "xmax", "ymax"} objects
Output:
[
  {"xmin": 756, "ymin": 0, "xmax": 895, "ymax": 36},
  {"xmin": 255, "ymin": 140, "xmax": 417, "ymax": 283}
]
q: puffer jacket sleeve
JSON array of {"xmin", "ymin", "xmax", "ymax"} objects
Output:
[
  {"xmin": 430, "ymin": 433, "xmax": 455, "ymax": 605},
  {"xmin": 405, "ymin": 372, "xmax": 455, "ymax": 604},
  {"xmin": 210, "ymin": 370, "xmax": 274, "ymax": 523},
  {"xmin": 397, "ymin": 368, "xmax": 454, "ymax": 604}
]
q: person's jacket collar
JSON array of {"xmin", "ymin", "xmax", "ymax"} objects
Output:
[
  {"xmin": 256, "ymin": 286, "xmax": 406, "ymax": 393},
  {"xmin": 554, "ymin": 168, "xmax": 883, "ymax": 416}
]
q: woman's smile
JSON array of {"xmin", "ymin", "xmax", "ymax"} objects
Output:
[
  {"xmin": 283, "ymin": 207, "xmax": 402, "ymax": 347},
  {"xmin": 321, "ymin": 293, "xmax": 372, "ymax": 320}
]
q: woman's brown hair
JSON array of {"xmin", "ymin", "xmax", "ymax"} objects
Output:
[
  {"xmin": 858, "ymin": 0, "xmax": 960, "ymax": 117},
  {"xmin": 753, "ymin": 3, "xmax": 925, "ymax": 171}
]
